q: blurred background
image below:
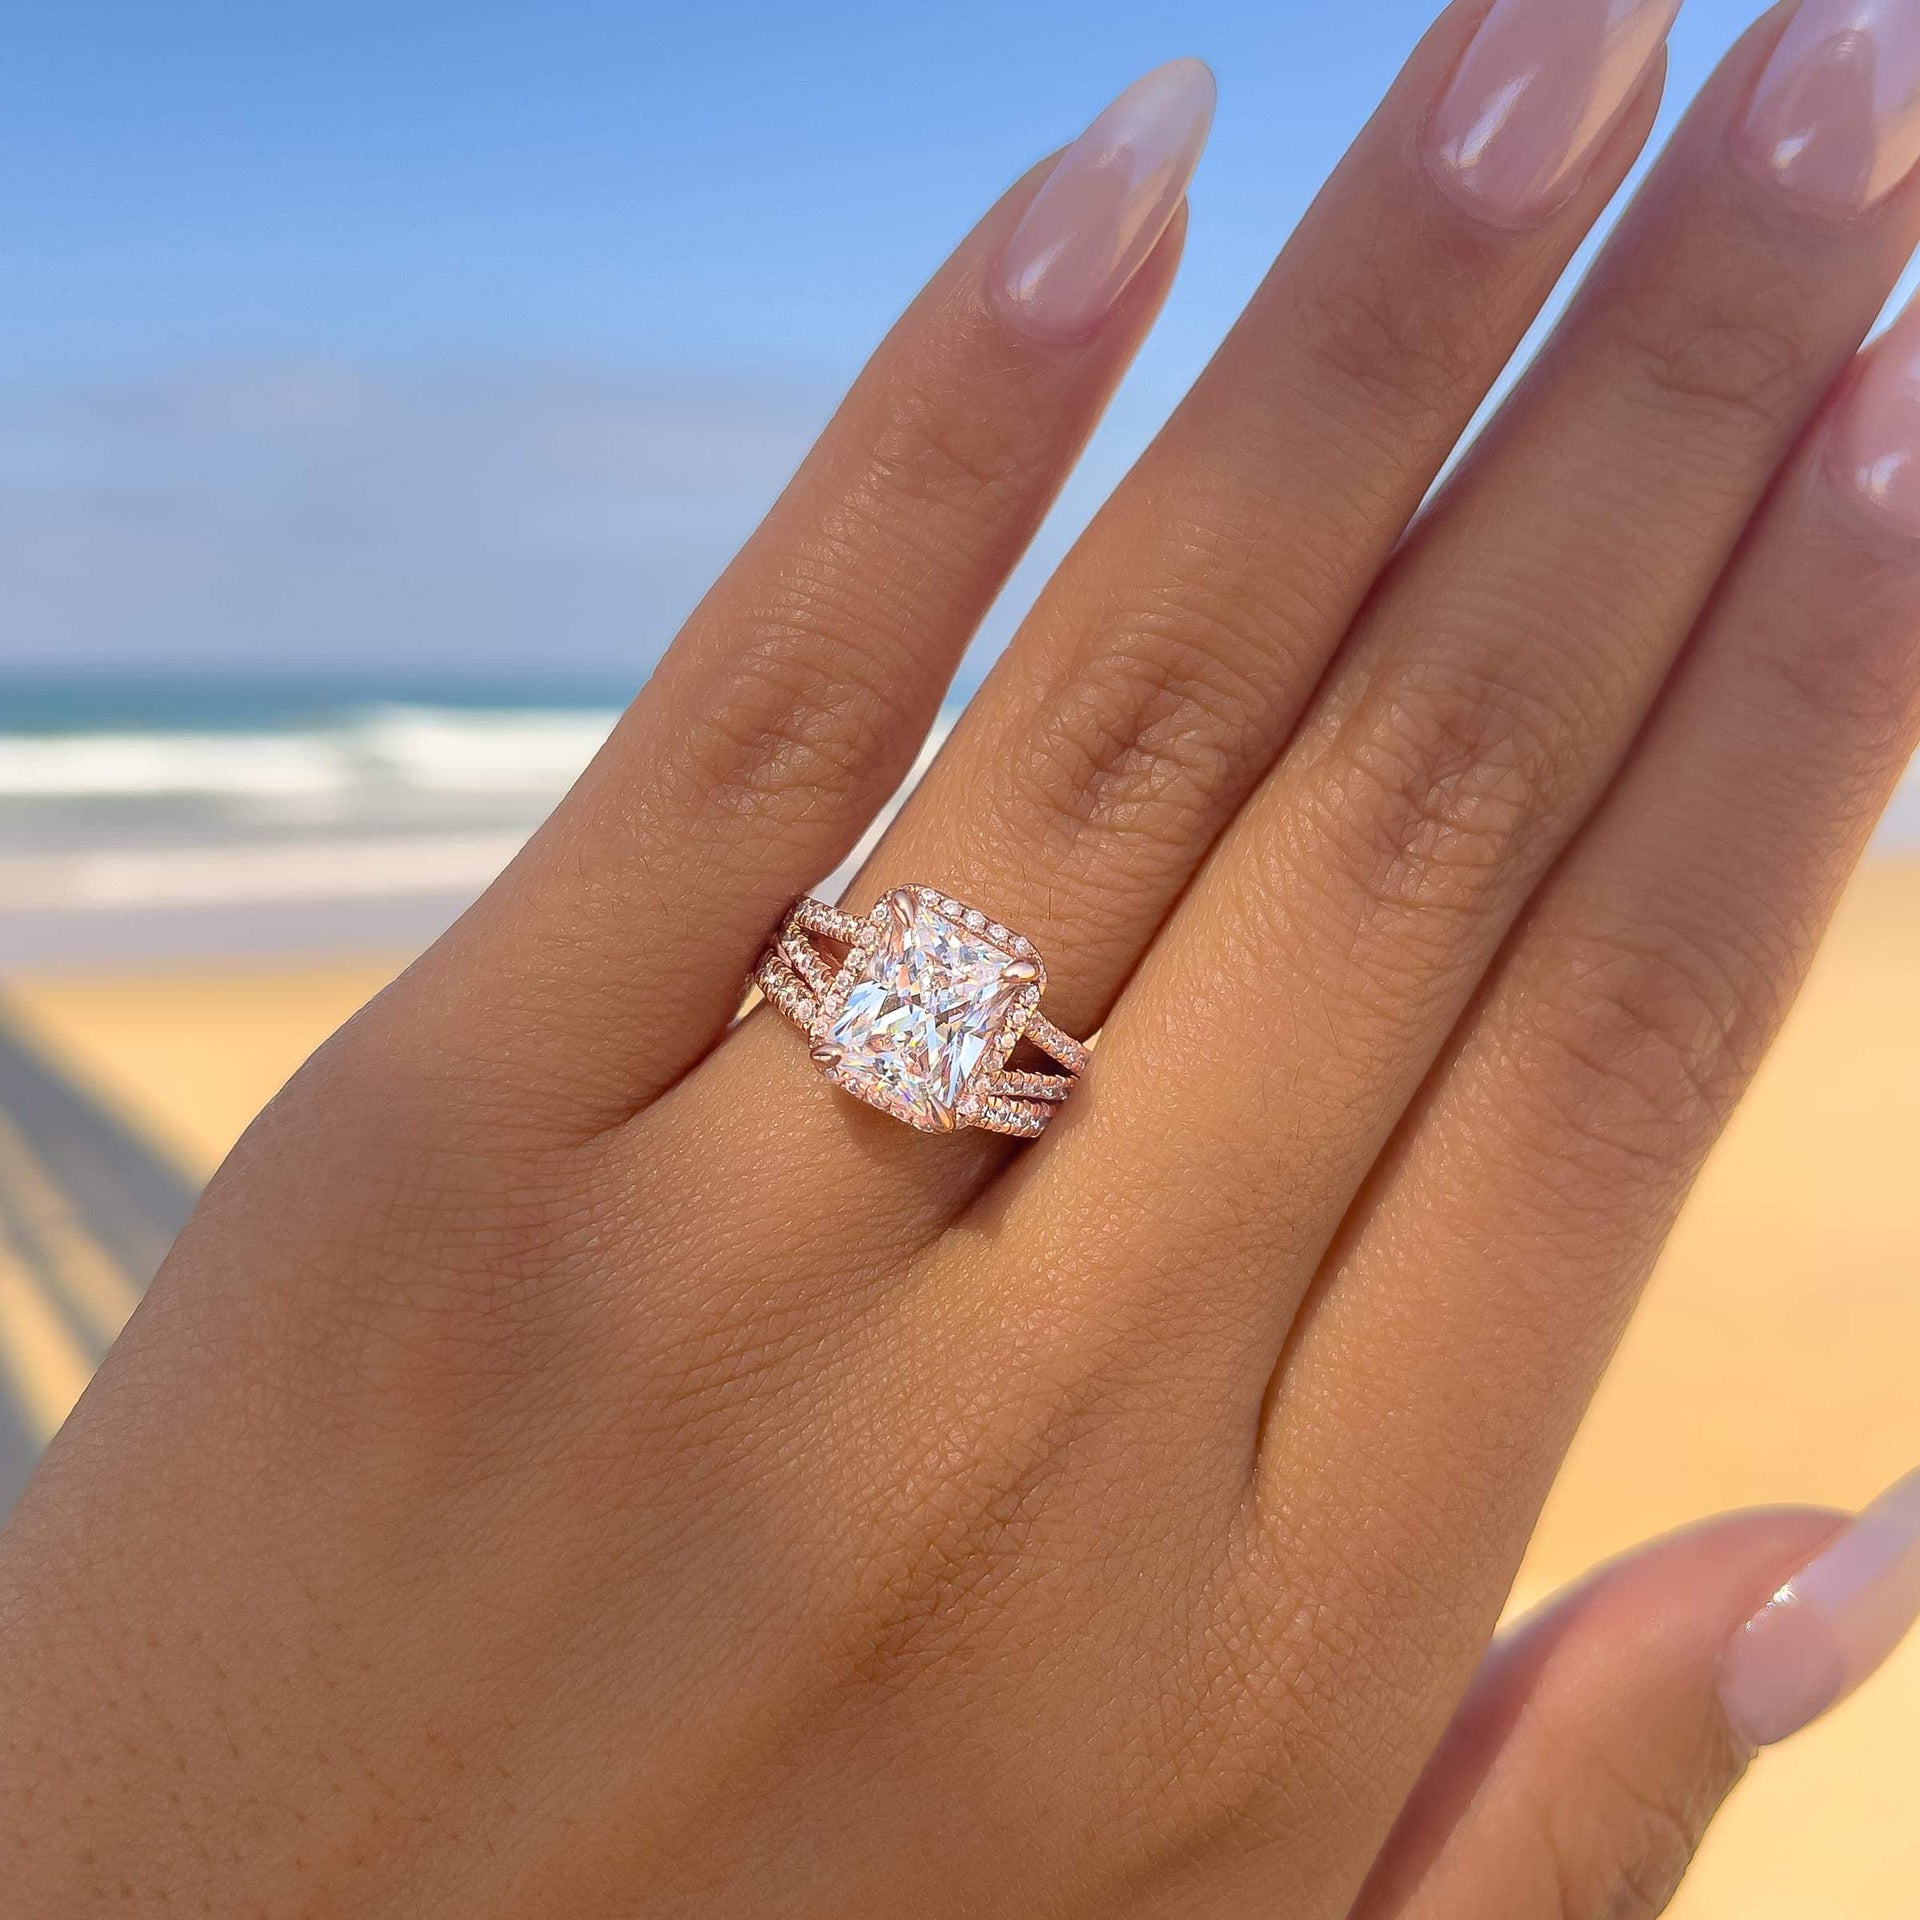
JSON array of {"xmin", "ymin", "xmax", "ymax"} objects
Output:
[{"xmin": 1, "ymin": 2, "xmax": 1916, "ymax": 1909}]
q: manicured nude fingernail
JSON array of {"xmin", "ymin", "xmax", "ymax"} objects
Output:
[
  {"xmin": 1719, "ymin": 1467, "xmax": 1920, "ymax": 1748},
  {"xmin": 1425, "ymin": 0, "xmax": 1681, "ymax": 228},
  {"xmin": 1739, "ymin": 0, "xmax": 1920, "ymax": 220},
  {"xmin": 1834, "ymin": 299, "xmax": 1920, "ymax": 532},
  {"xmin": 993, "ymin": 59, "xmax": 1215, "ymax": 345}
]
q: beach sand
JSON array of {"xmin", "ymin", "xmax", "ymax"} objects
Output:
[{"xmin": 6, "ymin": 864, "xmax": 1920, "ymax": 1916}]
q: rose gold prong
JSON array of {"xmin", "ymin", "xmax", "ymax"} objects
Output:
[
  {"xmin": 1004, "ymin": 959, "xmax": 1040, "ymax": 984},
  {"xmin": 810, "ymin": 1045, "xmax": 841, "ymax": 1068}
]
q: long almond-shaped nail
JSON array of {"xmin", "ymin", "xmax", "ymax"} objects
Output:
[
  {"xmin": 992, "ymin": 59, "xmax": 1214, "ymax": 345},
  {"xmin": 1719, "ymin": 1466, "xmax": 1920, "ymax": 1748},
  {"xmin": 1425, "ymin": 0, "xmax": 1681, "ymax": 229},
  {"xmin": 1833, "ymin": 299, "xmax": 1920, "ymax": 533},
  {"xmin": 1739, "ymin": 0, "xmax": 1920, "ymax": 219}
]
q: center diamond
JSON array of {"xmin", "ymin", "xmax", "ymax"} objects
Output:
[{"xmin": 815, "ymin": 889, "xmax": 1033, "ymax": 1132}]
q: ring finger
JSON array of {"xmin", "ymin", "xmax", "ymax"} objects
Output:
[
  {"xmin": 686, "ymin": 0, "xmax": 1679, "ymax": 1223},
  {"xmin": 345, "ymin": 63, "xmax": 1209, "ymax": 1135}
]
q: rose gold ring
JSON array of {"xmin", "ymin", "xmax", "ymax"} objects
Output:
[{"xmin": 753, "ymin": 886, "xmax": 1090, "ymax": 1138}]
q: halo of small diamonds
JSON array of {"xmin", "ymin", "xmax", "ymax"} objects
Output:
[{"xmin": 756, "ymin": 887, "xmax": 1084, "ymax": 1137}]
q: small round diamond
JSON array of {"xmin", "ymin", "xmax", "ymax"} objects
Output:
[
  {"xmin": 988, "ymin": 923, "xmax": 1007, "ymax": 941},
  {"xmin": 966, "ymin": 909, "xmax": 986, "ymax": 930},
  {"xmin": 941, "ymin": 897, "xmax": 963, "ymax": 916}
]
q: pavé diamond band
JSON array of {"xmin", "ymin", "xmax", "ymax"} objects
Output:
[{"xmin": 754, "ymin": 887, "xmax": 1089, "ymax": 1137}]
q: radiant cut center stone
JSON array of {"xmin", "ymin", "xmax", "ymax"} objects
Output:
[{"xmin": 819, "ymin": 891, "xmax": 1024, "ymax": 1131}]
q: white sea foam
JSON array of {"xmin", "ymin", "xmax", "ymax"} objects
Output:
[
  {"xmin": 0, "ymin": 704, "xmax": 621, "ymax": 803},
  {"xmin": 0, "ymin": 701, "xmax": 955, "ymax": 961}
]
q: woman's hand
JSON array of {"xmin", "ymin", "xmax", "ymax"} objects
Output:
[{"xmin": 7, "ymin": 2, "xmax": 1920, "ymax": 1914}]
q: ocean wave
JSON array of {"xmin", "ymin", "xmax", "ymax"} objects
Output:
[{"xmin": 0, "ymin": 703, "xmax": 622, "ymax": 802}]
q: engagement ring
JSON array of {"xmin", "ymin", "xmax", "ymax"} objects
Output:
[{"xmin": 755, "ymin": 887, "xmax": 1089, "ymax": 1137}]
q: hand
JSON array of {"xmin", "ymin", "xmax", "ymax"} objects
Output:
[{"xmin": 8, "ymin": 3, "xmax": 1920, "ymax": 1915}]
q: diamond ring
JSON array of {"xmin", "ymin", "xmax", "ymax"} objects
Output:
[{"xmin": 754, "ymin": 887, "xmax": 1090, "ymax": 1137}]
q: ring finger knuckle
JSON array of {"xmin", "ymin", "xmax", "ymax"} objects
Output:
[{"xmin": 676, "ymin": 617, "xmax": 907, "ymax": 825}]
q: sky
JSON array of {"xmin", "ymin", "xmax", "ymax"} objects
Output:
[{"xmin": 1, "ymin": 0, "xmax": 1909, "ymax": 691}]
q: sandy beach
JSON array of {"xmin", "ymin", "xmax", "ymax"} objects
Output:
[{"xmin": 3, "ymin": 862, "xmax": 1918, "ymax": 1917}]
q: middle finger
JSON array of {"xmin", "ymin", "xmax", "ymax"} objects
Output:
[
  {"xmin": 685, "ymin": 0, "xmax": 1679, "ymax": 1223},
  {"xmin": 1015, "ymin": 0, "xmax": 1920, "ymax": 1373}
]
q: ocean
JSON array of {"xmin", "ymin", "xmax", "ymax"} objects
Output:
[
  {"xmin": 1, "ymin": 674, "xmax": 1914, "ymax": 970},
  {"xmin": 0, "ymin": 677, "xmax": 631, "ymax": 967},
  {"xmin": 0, "ymin": 676, "xmax": 943, "ymax": 969}
]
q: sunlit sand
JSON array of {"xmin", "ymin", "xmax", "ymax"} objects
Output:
[{"xmin": 6, "ymin": 863, "xmax": 1920, "ymax": 1917}]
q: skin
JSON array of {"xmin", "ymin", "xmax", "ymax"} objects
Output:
[{"xmin": 4, "ymin": 3, "xmax": 1919, "ymax": 1914}]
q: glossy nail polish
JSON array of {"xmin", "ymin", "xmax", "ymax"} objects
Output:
[
  {"xmin": 1426, "ymin": 0, "xmax": 1682, "ymax": 229},
  {"xmin": 993, "ymin": 59, "xmax": 1215, "ymax": 345},
  {"xmin": 1719, "ymin": 1467, "xmax": 1920, "ymax": 1748},
  {"xmin": 1834, "ymin": 303, "xmax": 1920, "ymax": 533},
  {"xmin": 1740, "ymin": 0, "xmax": 1920, "ymax": 219}
]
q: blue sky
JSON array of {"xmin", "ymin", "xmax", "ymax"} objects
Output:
[{"xmin": 0, "ymin": 0, "xmax": 1905, "ymax": 687}]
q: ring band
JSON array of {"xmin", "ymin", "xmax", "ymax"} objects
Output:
[{"xmin": 754, "ymin": 886, "xmax": 1089, "ymax": 1137}]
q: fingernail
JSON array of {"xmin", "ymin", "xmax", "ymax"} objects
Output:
[
  {"xmin": 1719, "ymin": 1466, "xmax": 1920, "ymax": 1748},
  {"xmin": 1833, "ymin": 301, "xmax": 1920, "ymax": 533},
  {"xmin": 1738, "ymin": 0, "xmax": 1920, "ymax": 220},
  {"xmin": 1425, "ymin": 0, "xmax": 1681, "ymax": 229},
  {"xmin": 992, "ymin": 59, "xmax": 1215, "ymax": 345}
]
